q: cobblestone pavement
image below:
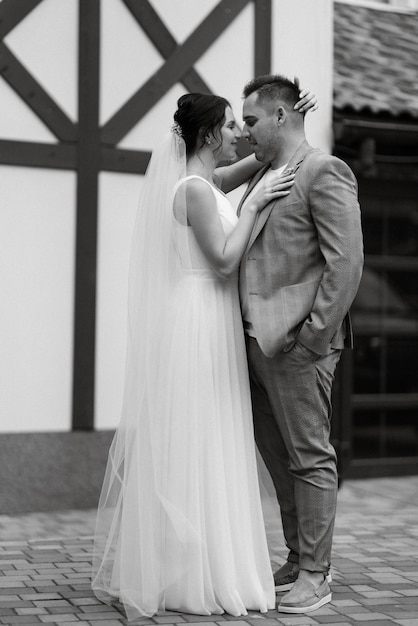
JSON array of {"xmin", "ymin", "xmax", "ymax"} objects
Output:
[{"xmin": 1, "ymin": 477, "xmax": 418, "ymax": 626}]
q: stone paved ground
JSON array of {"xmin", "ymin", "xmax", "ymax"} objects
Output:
[{"xmin": 1, "ymin": 477, "xmax": 418, "ymax": 626}]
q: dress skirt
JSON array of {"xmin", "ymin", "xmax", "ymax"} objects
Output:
[{"xmin": 92, "ymin": 182, "xmax": 275, "ymax": 620}]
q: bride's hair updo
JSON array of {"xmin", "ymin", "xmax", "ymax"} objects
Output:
[{"xmin": 174, "ymin": 93, "xmax": 231, "ymax": 156}]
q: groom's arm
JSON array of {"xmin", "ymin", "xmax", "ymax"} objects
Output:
[
  {"xmin": 297, "ymin": 155, "xmax": 364, "ymax": 355},
  {"xmin": 214, "ymin": 154, "xmax": 263, "ymax": 194}
]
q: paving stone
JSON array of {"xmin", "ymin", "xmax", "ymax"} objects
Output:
[
  {"xmin": 78, "ymin": 604, "xmax": 120, "ymax": 614},
  {"xmin": 32, "ymin": 599, "xmax": 72, "ymax": 608},
  {"xmin": 38, "ymin": 615, "xmax": 79, "ymax": 623},
  {"xmin": 153, "ymin": 617, "xmax": 187, "ymax": 623},
  {"xmin": 87, "ymin": 622, "xmax": 125, "ymax": 626},
  {"xmin": 276, "ymin": 617, "xmax": 317, "ymax": 624},
  {"xmin": 47, "ymin": 606, "xmax": 80, "ymax": 615},
  {"xmin": 32, "ymin": 585, "xmax": 73, "ymax": 594},
  {"xmin": 180, "ymin": 615, "xmax": 225, "ymax": 626},
  {"xmin": 75, "ymin": 612, "xmax": 124, "ymax": 620},
  {"xmin": 313, "ymin": 618, "xmax": 356, "ymax": 624},
  {"xmin": 19, "ymin": 593, "xmax": 62, "ymax": 601},
  {"xmin": 333, "ymin": 614, "xmax": 389, "ymax": 621},
  {"xmin": 15, "ymin": 609, "xmax": 48, "ymax": 616},
  {"xmin": 360, "ymin": 598, "xmax": 403, "ymax": 606},
  {"xmin": 0, "ymin": 618, "xmax": 42, "ymax": 624},
  {"xmin": 0, "ymin": 478, "xmax": 418, "ymax": 626},
  {"xmin": 0, "ymin": 601, "xmax": 35, "ymax": 609},
  {"xmin": 67, "ymin": 597, "xmax": 101, "ymax": 606},
  {"xmin": 0, "ymin": 587, "xmax": 37, "ymax": 596},
  {"xmin": 60, "ymin": 623, "xmax": 92, "ymax": 626},
  {"xmin": 63, "ymin": 590, "xmax": 96, "ymax": 598}
]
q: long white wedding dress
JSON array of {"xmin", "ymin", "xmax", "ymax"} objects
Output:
[{"xmin": 92, "ymin": 172, "xmax": 275, "ymax": 620}]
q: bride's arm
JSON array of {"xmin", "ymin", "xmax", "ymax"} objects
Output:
[
  {"xmin": 216, "ymin": 86, "xmax": 318, "ymax": 194},
  {"xmin": 214, "ymin": 154, "xmax": 263, "ymax": 195},
  {"xmin": 183, "ymin": 175, "xmax": 294, "ymax": 278}
]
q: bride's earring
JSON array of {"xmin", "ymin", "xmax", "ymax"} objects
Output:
[{"xmin": 205, "ymin": 137, "xmax": 211, "ymax": 145}]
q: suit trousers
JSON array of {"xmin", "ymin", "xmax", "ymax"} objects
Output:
[{"xmin": 246, "ymin": 336, "xmax": 341, "ymax": 573}]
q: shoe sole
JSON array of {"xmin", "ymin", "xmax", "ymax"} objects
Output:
[
  {"xmin": 278, "ymin": 592, "xmax": 332, "ymax": 613},
  {"xmin": 275, "ymin": 572, "xmax": 332, "ymax": 592}
]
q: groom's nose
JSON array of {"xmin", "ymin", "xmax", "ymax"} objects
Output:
[{"xmin": 242, "ymin": 123, "xmax": 250, "ymax": 139}]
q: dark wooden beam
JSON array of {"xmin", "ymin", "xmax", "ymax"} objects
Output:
[
  {"xmin": 122, "ymin": 0, "xmax": 212, "ymax": 95},
  {"xmin": 0, "ymin": 139, "xmax": 151, "ymax": 175},
  {"xmin": 102, "ymin": 0, "xmax": 251, "ymax": 145},
  {"xmin": 0, "ymin": 0, "xmax": 43, "ymax": 38},
  {"xmin": 353, "ymin": 393, "xmax": 418, "ymax": 410},
  {"xmin": 254, "ymin": 0, "xmax": 271, "ymax": 76},
  {"xmin": 334, "ymin": 117, "xmax": 418, "ymax": 139},
  {"xmin": 0, "ymin": 140, "xmax": 76, "ymax": 169},
  {"xmin": 365, "ymin": 254, "xmax": 418, "ymax": 272},
  {"xmin": 72, "ymin": 0, "xmax": 100, "ymax": 430},
  {"xmin": 0, "ymin": 42, "xmax": 77, "ymax": 142},
  {"xmin": 100, "ymin": 146, "xmax": 151, "ymax": 174}
]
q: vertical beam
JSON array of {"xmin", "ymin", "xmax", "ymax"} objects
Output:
[
  {"xmin": 254, "ymin": 0, "xmax": 271, "ymax": 76},
  {"xmin": 72, "ymin": 0, "xmax": 100, "ymax": 429}
]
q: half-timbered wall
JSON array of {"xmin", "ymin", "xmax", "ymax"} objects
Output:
[{"xmin": 0, "ymin": 0, "xmax": 333, "ymax": 433}]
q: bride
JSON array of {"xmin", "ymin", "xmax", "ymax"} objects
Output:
[{"xmin": 92, "ymin": 87, "xmax": 316, "ymax": 620}]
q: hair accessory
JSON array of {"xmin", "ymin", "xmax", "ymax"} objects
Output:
[{"xmin": 171, "ymin": 122, "xmax": 183, "ymax": 138}]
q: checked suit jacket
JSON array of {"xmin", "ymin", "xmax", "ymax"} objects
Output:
[{"xmin": 238, "ymin": 140, "xmax": 364, "ymax": 358}]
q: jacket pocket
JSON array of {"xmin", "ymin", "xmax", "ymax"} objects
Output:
[{"xmin": 282, "ymin": 280, "xmax": 320, "ymax": 332}]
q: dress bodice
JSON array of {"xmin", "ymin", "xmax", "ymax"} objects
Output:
[{"xmin": 173, "ymin": 175, "xmax": 238, "ymax": 273}]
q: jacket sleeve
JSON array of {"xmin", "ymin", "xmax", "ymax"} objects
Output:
[{"xmin": 297, "ymin": 155, "xmax": 364, "ymax": 354}]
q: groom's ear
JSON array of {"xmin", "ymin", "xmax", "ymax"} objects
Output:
[{"xmin": 276, "ymin": 106, "xmax": 286, "ymax": 126}]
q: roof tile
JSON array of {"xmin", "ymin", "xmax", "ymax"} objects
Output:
[{"xmin": 334, "ymin": 2, "xmax": 418, "ymax": 118}]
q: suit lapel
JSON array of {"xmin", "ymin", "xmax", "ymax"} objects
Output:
[
  {"xmin": 244, "ymin": 140, "xmax": 314, "ymax": 252},
  {"xmin": 237, "ymin": 165, "xmax": 269, "ymax": 216}
]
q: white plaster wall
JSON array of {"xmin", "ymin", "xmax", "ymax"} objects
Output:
[
  {"xmin": 0, "ymin": 167, "xmax": 76, "ymax": 432},
  {"xmin": 0, "ymin": 0, "xmax": 78, "ymax": 432},
  {"xmin": 95, "ymin": 172, "xmax": 140, "ymax": 429},
  {"xmin": 272, "ymin": 0, "xmax": 333, "ymax": 153}
]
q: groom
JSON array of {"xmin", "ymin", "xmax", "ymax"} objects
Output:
[{"xmin": 238, "ymin": 75, "xmax": 363, "ymax": 614}]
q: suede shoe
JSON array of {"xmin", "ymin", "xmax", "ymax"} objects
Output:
[
  {"xmin": 274, "ymin": 563, "xmax": 332, "ymax": 591},
  {"xmin": 274, "ymin": 562, "xmax": 299, "ymax": 591},
  {"xmin": 278, "ymin": 579, "xmax": 331, "ymax": 613}
]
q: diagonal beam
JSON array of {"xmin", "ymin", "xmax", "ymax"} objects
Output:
[
  {"xmin": 102, "ymin": 0, "xmax": 251, "ymax": 145},
  {"xmin": 0, "ymin": 42, "xmax": 77, "ymax": 142},
  {"xmin": 122, "ymin": 0, "xmax": 212, "ymax": 94},
  {"xmin": 0, "ymin": 0, "xmax": 43, "ymax": 39}
]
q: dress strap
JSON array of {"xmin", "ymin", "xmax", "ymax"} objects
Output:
[{"xmin": 174, "ymin": 174, "xmax": 216, "ymax": 192}]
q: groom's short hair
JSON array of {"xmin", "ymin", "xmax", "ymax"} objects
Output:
[{"xmin": 243, "ymin": 74, "xmax": 300, "ymax": 112}]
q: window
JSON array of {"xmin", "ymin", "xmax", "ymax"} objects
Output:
[{"xmin": 350, "ymin": 185, "xmax": 418, "ymax": 460}]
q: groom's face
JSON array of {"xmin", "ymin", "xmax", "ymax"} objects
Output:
[{"xmin": 242, "ymin": 92, "xmax": 280, "ymax": 164}]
